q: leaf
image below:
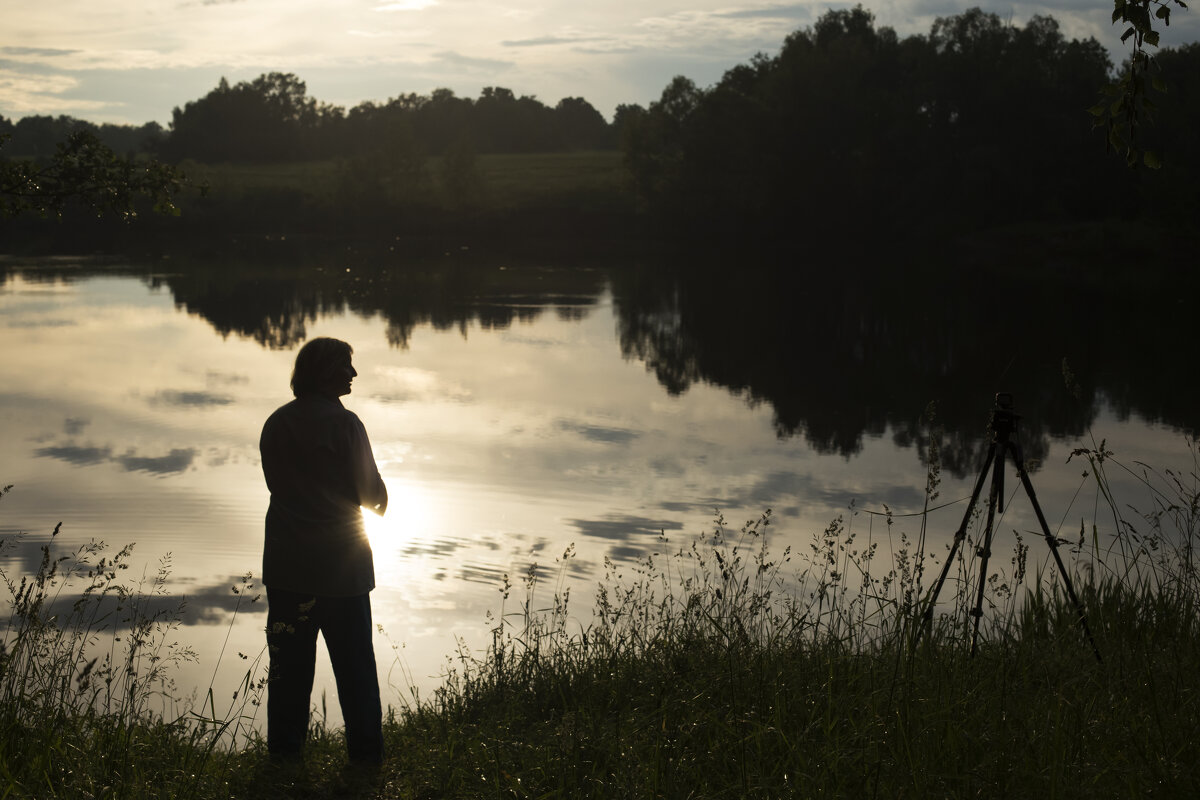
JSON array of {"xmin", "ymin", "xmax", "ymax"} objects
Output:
[
  {"xmin": 1113, "ymin": 6, "xmax": 1125, "ymax": 22},
  {"xmin": 1145, "ymin": 30, "xmax": 1161, "ymax": 46},
  {"xmin": 1121, "ymin": 25, "xmax": 1137, "ymax": 42},
  {"xmin": 1156, "ymin": 4, "xmax": 1170, "ymax": 17},
  {"xmin": 1088, "ymin": 102, "xmax": 1109, "ymax": 117},
  {"xmin": 1143, "ymin": 150, "xmax": 1163, "ymax": 169},
  {"xmin": 1153, "ymin": 75, "xmax": 1167, "ymax": 92}
]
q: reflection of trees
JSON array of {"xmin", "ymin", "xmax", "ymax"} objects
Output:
[
  {"xmin": 5, "ymin": 253, "xmax": 1196, "ymax": 478},
  {"xmin": 147, "ymin": 255, "xmax": 606, "ymax": 351},
  {"xmin": 149, "ymin": 271, "xmax": 320, "ymax": 349},
  {"xmin": 611, "ymin": 257, "xmax": 1199, "ymax": 477}
]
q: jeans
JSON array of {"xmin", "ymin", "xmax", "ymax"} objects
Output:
[{"xmin": 265, "ymin": 588, "xmax": 383, "ymax": 763}]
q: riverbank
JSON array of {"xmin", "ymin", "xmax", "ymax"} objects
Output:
[
  {"xmin": 8, "ymin": 149, "xmax": 1200, "ymax": 276},
  {"xmin": 3, "ymin": 439, "xmax": 1198, "ymax": 799}
]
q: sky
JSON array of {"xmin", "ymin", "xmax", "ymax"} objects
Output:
[{"xmin": 2, "ymin": 1, "xmax": 1199, "ymax": 127}]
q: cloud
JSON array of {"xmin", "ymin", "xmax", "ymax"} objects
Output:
[
  {"xmin": 205, "ymin": 370, "xmax": 248, "ymax": 386},
  {"xmin": 459, "ymin": 561, "xmax": 507, "ymax": 585},
  {"xmin": 114, "ymin": 448, "xmax": 197, "ymax": 475},
  {"xmin": 63, "ymin": 417, "xmax": 89, "ymax": 436},
  {"xmin": 573, "ymin": 44, "xmax": 641, "ymax": 55},
  {"xmin": 0, "ymin": 69, "xmax": 114, "ymax": 115},
  {"xmin": 658, "ymin": 500, "xmax": 712, "ymax": 513},
  {"xmin": 631, "ymin": 6, "xmax": 804, "ymax": 54},
  {"xmin": 432, "ymin": 51, "xmax": 514, "ymax": 72},
  {"xmin": 34, "ymin": 443, "xmax": 196, "ymax": 475},
  {"xmin": 179, "ymin": 578, "xmax": 267, "ymax": 623},
  {"xmin": 29, "ymin": 575, "xmax": 266, "ymax": 627},
  {"xmin": 150, "ymin": 390, "xmax": 235, "ymax": 407},
  {"xmin": 371, "ymin": 366, "xmax": 472, "ymax": 403},
  {"xmin": 397, "ymin": 535, "xmax": 469, "ymax": 558},
  {"xmin": 605, "ymin": 543, "xmax": 653, "ymax": 562},
  {"xmin": 715, "ymin": 4, "xmax": 814, "ymax": 21},
  {"xmin": 375, "ymin": 0, "xmax": 437, "ymax": 10},
  {"xmin": 2, "ymin": 318, "xmax": 76, "ymax": 328},
  {"xmin": 566, "ymin": 513, "xmax": 684, "ymax": 542},
  {"xmin": 708, "ymin": 470, "xmax": 925, "ymax": 516},
  {"xmin": 0, "ymin": 47, "xmax": 79, "ymax": 57},
  {"xmin": 33, "ymin": 444, "xmax": 112, "ymax": 466},
  {"xmin": 502, "ymin": 36, "xmax": 608, "ymax": 48},
  {"xmin": 557, "ymin": 419, "xmax": 640, "ymax": 445}
]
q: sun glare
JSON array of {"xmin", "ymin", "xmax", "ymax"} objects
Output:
[{"xmin": 361, "ymin": 478, "xmax": 433, "ymax": 553}]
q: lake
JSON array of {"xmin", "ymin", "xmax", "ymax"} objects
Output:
[{"xmin": 1, "ymin": 248, "xmax": 1195, "ymax": 729}]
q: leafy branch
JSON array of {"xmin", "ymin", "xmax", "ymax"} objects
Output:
[
  {"xmin": 1, "ymin": 131, "xmax": 191, "ymax": 219},
  {"xmin": 1094, "ymin": 0, "xmax": 1189, "ymax": 167}
]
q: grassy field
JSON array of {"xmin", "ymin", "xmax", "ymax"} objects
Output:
[
  {"xmin": 178, "ymin": 151, "xmax": 632, "ymax": 214},
  {"xmin": 2, "ymin": 437, "xmax": 1199, "ymax": 799},
  {"xmin": 147, "ymin": 150, "xmax": 638, "ymax": 246}
]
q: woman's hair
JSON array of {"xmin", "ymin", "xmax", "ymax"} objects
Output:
[{"xmin": 291, "ymin": 337, "xmax": 353, "ymax": 397}]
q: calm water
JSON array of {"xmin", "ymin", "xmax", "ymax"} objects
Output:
[{"xmin": 1, "ymin": 252, "xmax": 1195, "ymax": 726}]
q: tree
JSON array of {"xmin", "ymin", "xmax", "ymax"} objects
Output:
[
  {"xmin": 415, "ymin": 89, "xmax": 474, "ymax": 155},
  {"xmin": 554, "ymin": 97, "xmax": 612, "ymax": 150},
  {"xmin": 620, "ymin": 6, "xmax": 1123, "ymax": 243},
  {"xmin": 621, "ymin": 76, "xmax": 702, "ymax": 210},
  {"xmin": 163, "ymin": 72, "xmax": 320, "ymax": 162},
  {"xmin": 1, "ymin": 130, "xmax": 187, "ymax": 219},
  {"xmin": 1099, "ymin": 0, "xmax": 1191, "ymax": 166},
  {"xmin": 335, "ymin": 112, "xmax": 431, "ymax": 213}
]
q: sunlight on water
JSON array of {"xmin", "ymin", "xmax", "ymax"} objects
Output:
[{"xmin": 360, "ymin": 478, "xmax": 437, "ymax": 568}]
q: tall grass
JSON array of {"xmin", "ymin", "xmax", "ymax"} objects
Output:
[
  {"xmin": 0, "ymin": 484, "xmax": 268, "ymax": 799},
  {"xmin": 2, "ymin": 436, "xmax": 1199, "ymax": 798},
  {"xmin": 382, "ymin": 437, "xmax": 1200, "ymax": 798}
]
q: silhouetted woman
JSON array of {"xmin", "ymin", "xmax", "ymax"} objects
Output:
[{"xmin": 260, "ymin": 337, "xmax": 388, "ymax": 764}]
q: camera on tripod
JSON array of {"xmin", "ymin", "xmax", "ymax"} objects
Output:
[
  {"xmin": 917, "ymin": 392, "xmax": 1101, "ymax": 662},
  {"xmin": 990, "ymin": 391, "xmax": 1017, "ymax": 442}
]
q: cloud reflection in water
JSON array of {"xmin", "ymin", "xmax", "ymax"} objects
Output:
[{"xmin": 35, "ymin": 444, "xmax": 197, "ymax": 475}]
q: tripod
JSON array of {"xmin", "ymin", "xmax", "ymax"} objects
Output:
[{"xmin": 916, "ymin": 393, "xmax": 1102, "ymax": 662}]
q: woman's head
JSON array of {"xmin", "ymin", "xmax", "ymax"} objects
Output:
[{"xmin": 291, "ymin": 337, "xmax": 356, "ymax": 398}]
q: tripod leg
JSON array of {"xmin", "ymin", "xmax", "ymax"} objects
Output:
[
  {"xmin": 916, "ymin": 441, "xmax": 997, "ymax": 649},
  {"xmin": 1008, "ymin": 441, "xmax": 1103, "ymax": 663},
  {"xmin": 970, "ymin": 448, "xmax": 1004, "ymax": 657}
]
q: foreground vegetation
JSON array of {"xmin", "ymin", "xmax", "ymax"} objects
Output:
[{"xmin": 2, "ymin": 435, "xmax": 1199, "ymax": 798}]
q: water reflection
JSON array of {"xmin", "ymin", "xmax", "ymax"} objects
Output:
[
  {"xmin": 6, "ymin": 253, "xmax": 1193, "ymax": 462},
  {"xmin": 148, "ymin": 253, "xmax": 606, "ymax": 350},
  {"xmin": 611, "ymin": 257, "xmax": 1199, "ymax": 476}
]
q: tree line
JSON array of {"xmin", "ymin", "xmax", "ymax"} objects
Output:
[
  {"xmin": 0, "ymin": 76, "xmax": 615, "ymax": 164},
  {"xmin": 4, "ymin": 5, "xmax": 1200, "ymax": 242},
  {"xmin": 616, "ymin": 6, "xmax": 1200, "ymax": 240},
  {"xmin": 0, "ymin": 115, "xmax": 166, "ymax": 159},
  {"xmin": 162, "ymin": 75, "xmax": 616, "ymax": 162}
]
